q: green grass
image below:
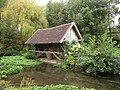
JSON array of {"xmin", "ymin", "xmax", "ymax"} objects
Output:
[{"xmin": 0, "ymin": 56, "xmax": 41, "ymax": 79}]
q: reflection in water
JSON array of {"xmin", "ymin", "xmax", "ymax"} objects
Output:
[{"xmin": 5, "ymin": 63, "xmax": 120, "ymax": 90}]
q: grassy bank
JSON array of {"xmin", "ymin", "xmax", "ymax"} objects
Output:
[{"xmin": 0, "ymin": 56, "xmax": 41, "ymax": 79}]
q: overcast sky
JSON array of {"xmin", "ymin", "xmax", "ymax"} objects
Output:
[{"xmin": 35, "ymin": 0, "xmax": 59, "ymax": 6}]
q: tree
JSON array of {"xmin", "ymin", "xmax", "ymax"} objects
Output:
[
  {"xmin": 66, "ymin": 0, "xmax": 111, "ymax": 35},
  {"xmin": 46, "ymin": 0, "xmax": 69, "ymax": 27},
  {"xmin": 0, "ymin": 0, "xmax": 8, "ymax": 42},
  {"xmin": 0, "ymin": 0, "xmax": 48, "ymax": 55},
  {"xmin": 46, "ymin": 0, "xmax": 116, "ymax": 40},
  {"xmin": 0, "ymin": 0, "xmax": 7, "ymax": 8},
  {"xmin": 0, "ymin": 0, "xmax": 48, "ymax": 40},
  {"xmin": 0, "ymin": 13, "xmax": 24, "ymax": 55}
]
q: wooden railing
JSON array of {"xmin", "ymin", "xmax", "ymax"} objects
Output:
[{"xmin": 29, "ymin": 50, "xmax": 63, "ymax": 60}]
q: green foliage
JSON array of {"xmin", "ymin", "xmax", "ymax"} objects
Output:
[
  {"xmin": 0, "ymin": 65, "xmax": 23, "ymax": 75},
  {"xmin": 0, "ymin": 80, "xmax": 10, "ymax": 90},
  {"xmin": 0, "ymin": 56, "xmax": 39, "ymax": 66},
  {"xmin": 46, "ymin": 0, "xmax": 68, "ymax": 27},
  {"xmin": 80, "ymin": 87, "xmax": 95, "ymax": 90},
  {"xmin": 36, "ymin": 84, "xmax": 79, "ymax": 90},
  {"xmin": 21, "ymin": 45, "xmax": 36, "ymax": 59},
  {"xmin": 112, "ymin": 48, "xmax": 120, "ymax": 56},
  {"xmin": 3, "ymin": 84, "xmax": 95, "ymax": 90},
  {"xmin": 65, "ymin": 33, "xmax": 120, "ymax": 75},
  {"xmin": 46, "ymin": 0, "xmax": 115, "ymax": 37},
  {"xmin": 64, "ymin": 42, "xmax": 82, "ymax": 65},
  {"xmin": 24, "ymin": 52, "xmax": 36, "ymax": 59},
  {"xmin": 0, "ymin": 0, "xmax": 48, "ymax": 55},
  {"xmin": 0, "ymin": 0, "xmax": 7, "ymax": 8},
  {"xmin": 54, "ymin": 61, "xmax": 68, "ymax": 69},
  {"xmin": 0, "ymin": 14, "xmax": 24, "ymax": 56},
  {"xmin": 66, "ymin": 0, "xmax": 110, "ymax": 35},
  {"xmin": 0, "ymin": 0, "xmax": 48, "ymax": 40},
  {"xmin": 46, "ymin": 0, "xmax": 120, "ymax": 42},
  {"xmin": 23, "ymin": 45, "xmax": 36, "ymax": 59},
  {"xmin": 0, "ymin": 56, "xmax": 40, "ymax": 79}
]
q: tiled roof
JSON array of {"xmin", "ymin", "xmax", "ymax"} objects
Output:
[{"xmin": 25, "ymin": 22, "xmax": 82, "ymax": 44}]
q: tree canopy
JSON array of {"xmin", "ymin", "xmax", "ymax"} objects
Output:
[
  {"xmin": 46, "ymin": 0, "xmax": 68, "ymax": 27},
  {"xmin": 0, "ymin": 0, "xmax": 48, "ymax": 54},
  {"xmin": 46, "ymin": 0, "xmax": 120, "ymax": 41},
  {"xmin": 0, "ymin": 0, "xmax": 48, "ymax": 40}
]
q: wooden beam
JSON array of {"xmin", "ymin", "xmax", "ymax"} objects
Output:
[
  {"xmin": 29, "ymin": 50, "xmax": 62, "ymax": 54},
  {"xmin": 53, "ymin": 53, "xmax": 61, "ymax": 61}
]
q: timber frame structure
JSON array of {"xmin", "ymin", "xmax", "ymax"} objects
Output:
[{"xmin": 25, "ymin": 22, "xmax": 83, "ymax": 60}]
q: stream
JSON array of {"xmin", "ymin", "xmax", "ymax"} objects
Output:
[{"xmin": 5, "ymin": 63, "xmax": 120, "ymax": 90}]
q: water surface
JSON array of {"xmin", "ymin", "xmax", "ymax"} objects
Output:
[{"xmin": 5, "ymin": 63, "xmax": 120, "ymax": 90}]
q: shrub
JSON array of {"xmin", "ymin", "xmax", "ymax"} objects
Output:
[
  {"xmin": 54, "ymin": 61, "xmax": 68, "ymax": 69},
  {"xmin": 0, "ymin": 65, "xmax": 23, "ymax": 75},
  {"xmin": 0, "ymin": 44, "xmax": 20, "ymax": 56},
  {"xmin": 3, "ymin": 85, "xmax": 95, "ymax": 90},
  {"xmin": 3, "ymin": 50, "xmax": 20, "ymax": 56},
  {"xmin": 113, "ymin": 47, "xmax": 120, "ymax": 56},
  {"xmin": 24, "ymin": 52, "xmax": 36, "ymax": 59},
  {"xmin": 0, "ymin": 52, "xmax": 4, "ymax": 57},
  {"xmin": 65, "ymin": 33, "xmax": 120, "ymax": 75},
  {"xmin": 37, "ymin": 84, "xmax": 79, "ymax": 90},
  {"xmin": 23, "ymin": 45, "xmax": 36, "ymax": 59}
]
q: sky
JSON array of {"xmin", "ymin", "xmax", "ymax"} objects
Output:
[
  {"xmin": 111, "ymin": 4, "xmax": 120, "ymax": 27},
  {"xmin": 35, "ymin": 0, "xmax": 49, "ymax": 6},
  {"xmin": 35, "ymin": 0, "xmax": 59, "ymax": 6}
]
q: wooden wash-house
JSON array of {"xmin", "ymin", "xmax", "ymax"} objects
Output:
[{"xmin": 25, "ymin": 22, "xmax": 83, "ymax": 60}]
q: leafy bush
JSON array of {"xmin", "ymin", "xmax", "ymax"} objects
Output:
[
  {"xmin": 65, "ymin": 33, "xmax": 120, "ymax": 75},
  {"xmin": 0, "ymin": 44, "xmax": 20, "ymax": 57},
  {"xmin": 0, "ymin": 45, "xmax": 20, "ymax": 56},
  {"xmin": 0, "ymin": 52, "xmax": 4, "ymax": 57},
  {"xmin": 22, "ymin": 45, "xmax": 36, "ymax": 59},
  {"xmin": 3, "ymin": 85, "xmax": 95, "ymax": 90},
  {"xmin": 113, "ymin": 47, "xmax": 120, "ymax": 56},
  {"xmin": 64, "ymin": 42, "xmax": 81, "ymax": 65},
  {"xmin": 0, "ymin": 65, "xmax": 23, "ymax": 75},
  {"xmin": 37, "ymin": 84, "xmax": 79, "ymax": 90},
  {"xmin": 54, "ymin": 61, "xmax": 68, "ymax": 69},
  {"xmin": 3, "ymin": 50, "xmax": 20, "ymax": 56},
  {"xmin": 24, "ymin": 52, "xmax": 36, "ymax": 59}
]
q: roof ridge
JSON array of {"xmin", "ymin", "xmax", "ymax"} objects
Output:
[{"xmin": 38, "ymin": 22, "xmax": 74, "ymax": 31}]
